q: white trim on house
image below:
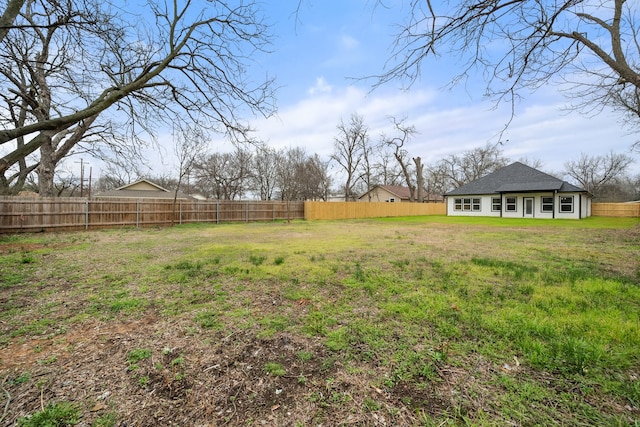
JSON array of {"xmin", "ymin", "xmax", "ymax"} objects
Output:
[
  {"xmin": 444, "ymin": 162, "xmax": 592, "ymax": 219},
  {"xmin": 446, "ymin": 193, "xmax": 591, "ymax": 219}
]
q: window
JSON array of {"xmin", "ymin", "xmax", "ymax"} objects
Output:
[
  {"xmin": 541, "ymin": 197, "xmax": 553, "ymax": 212},
  {"xmin": 491, "ymin": 197, "xmax": 501, "ymax": 211},
  {"xmin": 388, "ymin": 198, "xmax": 396, "ymax": 203},
  {"xmin": 454, "ymin": 197, "xmax": 480, "ymax": 211},
  {"xmin": 505, "ymin": 197, "xmax": 517, "ymax": 212},
  {"xmin": 560, "ymin": 196, "xmax": 574, "ymax": 212}
]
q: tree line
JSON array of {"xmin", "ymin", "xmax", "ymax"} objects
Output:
[
  {"xmin": 21, "ymin": 112, "xmax": 638, "ymax": 203},
  {"xmin": 330, "ymin": 113, "xmax": 638, "ymax": 203},
  {"xmin": 2, "ymin": 1, "xmax": 639, "ymax": 201}
]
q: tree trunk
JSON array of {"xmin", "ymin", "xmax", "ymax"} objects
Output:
[
  {"xmin": 395, "ymin": 153, "xmax": 415, "ymax": 202},
  {"xmin": 38, "ymin": 136, "xmax": 56, "ymax": 197},
  {"xmin": 413, "ymin": 156, "xmax": 424, "ymax": 202},
  {"xmin": 0, "ymin": 0, "xmax": 25, "ymax": 43}
]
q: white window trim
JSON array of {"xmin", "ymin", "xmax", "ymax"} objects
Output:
[{"xmin": 559, "ymin": 195, "xmax": 574, "ymax": 213}]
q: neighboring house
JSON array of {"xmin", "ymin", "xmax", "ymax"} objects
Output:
[
  {"xmin": 445, "ymin": 162, "xmax": 592, "ymax": 219},
  {"xmin": 358, "ymin": 185, "xmax": 444, "ymax": 203},
  {"xmin": 94, "ymin": 179, "xmax": 193, "ymax": 200}
]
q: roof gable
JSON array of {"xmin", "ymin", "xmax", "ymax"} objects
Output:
[
  {"xmin": 445, "ymin": 162, "xmax": 587, "ymax": 195},
  {"xmin": 116, "ymin": 179, "xmax": 170, "ymax": 192},
  {"xmin": 95, "ymin": 179, "xmax": 193, "ymax": 200}
]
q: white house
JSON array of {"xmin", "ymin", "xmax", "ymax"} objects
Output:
[{"xmin": 445, "ymin": 162, "xmax": 592, "ymax": 219}]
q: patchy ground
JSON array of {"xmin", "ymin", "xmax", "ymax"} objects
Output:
[
  {"xmin": 1, "ymin": 220, "xmax": 639, "ymax": 426},
  {"xmin": 0, "ymin": 314, "xmax": 463, "ymax": 426}
]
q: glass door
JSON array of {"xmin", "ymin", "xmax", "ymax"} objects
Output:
[{"xmin": 524, "ymin": 197, "xmax": 534, "ymax": 217}]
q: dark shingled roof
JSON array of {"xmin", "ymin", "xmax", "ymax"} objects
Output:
[{"xmin": 445, "ymin": 162, "xmax": 587, "ymax": 196}]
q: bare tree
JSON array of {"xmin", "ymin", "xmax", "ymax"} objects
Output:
[
  {"xmin": 299, "ymin": 154, "xmax": 331, "ymax": 201},
  {"xmin": 249, "ymin": 144, "xmax": 280, "ymax": 200},
  {"xmin": 331, "ymin": 113, "xmax": 369, "ymax": 201},
  {"xmin": 171, "ymin": 124, "xmax": 208, "ymax": 225},
  {"xmin": 430, "ymin": 144, "xmax": 509, "ymax": 191},
  {"xmin": 459, "ymin": 143, "xmax": 509, "ymax": 183},
  {"xmin": 193, "ymin": 149, "xmax": 252, "ymax": 200},
  {"xmin": 358, "ymin": 134, "xmax": 375, "ymax": 201},
  {"xmin": 0, "ymin": 0, "xmax": 275, "ymax": 195},
  {"xmin": 51, "ymin": 165, "xmax": 80, "ymax": 197},
  {"xmin": 275, "ymin": 146, "xmax": 307, "ymax": 221},
  {"xmin": 425, "ymin": 163, "xmax": 450, "ymax": 200},
  {"xmin": 371, "ymin": 145, "xmax": 403, "ymax": 186},
  {"xmin": 378, "ymin": 0, "xmax": 640, "ymax": 141},
  {"xmin": 564, "ymin": 151, "xmax": 634, "ymax": 197},
  {"xmin": 93, "ymin": 157, "xmax": 146, "ymax": 193},
  {"xmin": 381, "ymin": 117, "xmax": 417, "ymax": 202}
]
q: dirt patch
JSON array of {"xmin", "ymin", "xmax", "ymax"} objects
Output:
[
  {"xmin": 1, "ymin": 314, "xmax": 456, "ymax": 426},
  {"xmin": 0, "ymin": 242, "xmax": 70, "ymax": 255}
]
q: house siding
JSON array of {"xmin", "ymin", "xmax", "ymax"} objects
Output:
[
  {"xmin": 447, "ymin": 193, "xmax": 591, "ymax": 219},
  {"xmin": 359, "ymin": 187, "xmax": 404, "ymax": 202}
]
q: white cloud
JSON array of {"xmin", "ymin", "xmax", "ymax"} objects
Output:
[
  {"xmin": 307, "ymin": 77, "xmax": 333, "ymax": 95},
  {"xmin": 253, "ymin": 83, "xmax": 639, "ymax": 176}
]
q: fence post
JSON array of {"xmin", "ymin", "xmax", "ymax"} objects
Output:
[
  {"xmin": 136, "ymin": 201, "xmax": 140, "ymax": 228},
  {"xmin": 216, "ymin": 201, "xmax": 219, "ymax": 224},
  {"xmin": 180, "ymin": 201, "xmax": 182, "ymax": 225},
  {"xmin": 85, "ymin": 199, "xmax": 89, "ymax": 230},
  {"xmin": 246, "ymin": 202, "xmax": 248, "ymax": 223}
]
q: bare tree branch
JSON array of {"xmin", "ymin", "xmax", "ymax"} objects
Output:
[
  {"xmin": 375, "ymin": 0, "xmax": 640, "ymax": 145},
  {"xmin": 0, "ymin": 0, "xmax": 276, "ymax": 194}
]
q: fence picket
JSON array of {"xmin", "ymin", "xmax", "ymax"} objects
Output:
[
  {"xmin": 0, "ymin": 197, "xmax": 304, "ymax": 232},
  {"xmin": 0, "ymin": 198, "xmax": 636, "ymax": 233}
]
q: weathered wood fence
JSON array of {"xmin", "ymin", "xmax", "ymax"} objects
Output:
[
  {"xmin": 591, "ymin": 202, "xmax": 640, "ymax": 218},
  {"xmin": 1, "ymin": 198, "xmax": 636, "ymax": 233},
  {"xmin": 0, "ymin": 197, "xmax": 304, "ymax": 232}
]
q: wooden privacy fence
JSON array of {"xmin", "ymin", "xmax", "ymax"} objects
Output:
[
  {"xmin": 1, "ymin": 199, "xmax": 635, "ymax": 232},
  {"xmin": 0, "ymin": 197, "xmax": 304, "ymax": 232},
  {"xmin": 304, "ymin": 201, "xmax": 446, "ymax": 220},
  {"xmin": 591, "ymin": 202, "xmax": 640, "ymax": 218}
]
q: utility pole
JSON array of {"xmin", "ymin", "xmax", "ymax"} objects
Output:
[
  {"xmin": 88, "ymin": 166, "xmax": 92, "ymax": 198},
  {"xmin": 74, "ymin": 159, "xmax": 91, "ymax": 197},
  {"xmin": 75, "ymin": 158, "xmax": 85, "ymax": 197}
]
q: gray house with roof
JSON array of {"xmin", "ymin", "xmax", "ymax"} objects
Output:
[{"xmin": 445, "ymin": 162, "xmax": 592, "ymax": 219}]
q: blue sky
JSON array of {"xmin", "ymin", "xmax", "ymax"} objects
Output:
[
  {"xmin": 62, "ymin": 0, "xmax": 637, "ymax": 182},
  {"xmin": 229, "ymin": 0, "xmax": 639, "ymax": 178}
]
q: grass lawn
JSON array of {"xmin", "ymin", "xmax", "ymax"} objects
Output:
[{"xmin": 0, "ymin": 216, "xmax": 639, "ymax": 426}]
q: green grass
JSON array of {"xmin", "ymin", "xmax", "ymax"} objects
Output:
[
  {"xmin": 17, "ymin": 402, "xmax": 80, "ymax": 427},
  {"xmin": 1, "ymin": 216, "xmax": 638, "ymax": 426},
  {"xmin": 263, "ymin": 362, "xmax": 286, "ymax": 376},
  {"xmin": 376, "ymin": 214, "xmax": 639, "ymax": 229}
]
